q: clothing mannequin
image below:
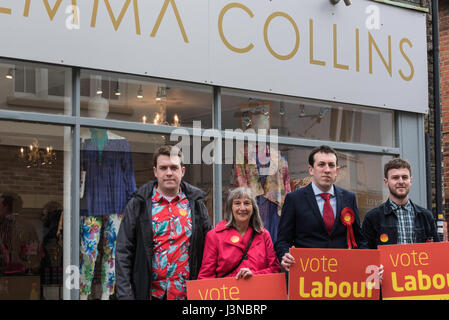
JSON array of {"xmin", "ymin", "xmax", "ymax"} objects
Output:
[
  {"xmin": 79, "ymin": 96, "xmax": 137, "ymax": 300},
  {"xmin": 233, "ymin": 106, "xmax": 291, "ymax": 243},
  {"xmin": 0, "ymin": 192, "xmax": 40, "ymax": 274}
]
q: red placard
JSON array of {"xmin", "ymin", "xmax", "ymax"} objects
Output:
[
  {"xmin": 288, "ymin": 248, "xmax": 380, "ymax": 300},
  {"xmin": 186, "ymin": 273, "xmax": 287, "ymax": 300},
  {"xmin": 379, "ymin": 242, "xmax": 449, "ymax": 300}
]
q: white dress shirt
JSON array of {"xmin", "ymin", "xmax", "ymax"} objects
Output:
[{"xmin": 311, "ymin": 182, "xmax": 337, "ymax": 219}]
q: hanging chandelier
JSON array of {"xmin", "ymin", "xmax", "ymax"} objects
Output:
[
  {"xmin": 144, "ymin": 86, "xmax": 180, "ymax": 127},
  {"xmin": 19, "ymin": 139, "xmax": 56, "ymax": 168}
]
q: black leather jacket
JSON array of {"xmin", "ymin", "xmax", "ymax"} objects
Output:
[
  {"xmin": 361, "ymin": 199, "xmax": 439, "ymax": 249},
  {"xmin": 115, "ymin": 180, "xmax": 211, "ymax": 300}
]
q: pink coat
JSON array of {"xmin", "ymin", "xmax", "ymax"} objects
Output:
[{"xmin": 198, "ymin": 220, "xmax": 281, "ymax": 279}]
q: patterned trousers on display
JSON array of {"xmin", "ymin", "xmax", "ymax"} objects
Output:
[{"xmin": 79, "ymin": 213, "xmax": 123, "ymax": 297}]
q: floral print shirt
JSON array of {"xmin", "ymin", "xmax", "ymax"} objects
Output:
[{"xmin": 151, "ymin": 187, "xmax": 192, "ymax": 300}]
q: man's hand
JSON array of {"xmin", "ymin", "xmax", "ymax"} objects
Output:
[
  {"xmin": 378, "ymin": 264, "xmax": 384, "ymax": 283},
  {"xmin": 281, "ymin": 251, "xmax": 295, "ymax": 272}
]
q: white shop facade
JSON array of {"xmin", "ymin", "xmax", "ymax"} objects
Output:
[{"xmin": 0, "ymin": 0, "xmax": 430, "ymax": 299}]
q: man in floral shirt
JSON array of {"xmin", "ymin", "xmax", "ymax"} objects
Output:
[{"xmin": 116, "ymin": 145, "xmax": 211, "ymax": 300}]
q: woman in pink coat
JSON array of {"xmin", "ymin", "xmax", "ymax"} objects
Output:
[{"xmin": 198, "ymin": 187, "xmax": 281, "ymax": 280}]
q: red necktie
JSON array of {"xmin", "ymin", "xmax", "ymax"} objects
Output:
[{"xmin": 319, "ymin": 193, "xmax": 334, "ymax": 234}]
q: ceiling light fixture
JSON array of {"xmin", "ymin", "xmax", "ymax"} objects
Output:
[
  {"xmin": 137, "ymin": 85, "xmax": 144, "ymax": 99},
  {"xmin": 155, "ymin": 85, "xmax": 167, "ymax": 102},
  {"xmin": 6, "ymin": 68, "xmax": 14, "ymax": 80},
  {"xmin": 279, "ymin": 102, "xmax": 285, "ymax": 117},
  {"xmin": 95, "ymin": 76, "xmax": 103, "ymax": 95},
  {"xmin": 299, "ymin": 105, "xmax": 306, "ymax": 117},
  {"xmin": 114, "ymin": 81, "xmax": 121, "ymax": 96}
]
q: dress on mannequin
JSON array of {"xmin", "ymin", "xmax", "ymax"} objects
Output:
[
  {"xmin": 232, "ymin": 105, "xmax": 291, "ymax": 242},
  {"xmin": 233, "ymin": 145, "xmax": 291, "ymax": 243},
  {"xmin": 79, "ymin": 96, "xmax": 137, "ymax": 300}
]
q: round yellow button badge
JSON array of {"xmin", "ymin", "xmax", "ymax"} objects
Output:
[{"xmin": 231, "ymin": 236, "xmax": 240, "ymax": 243}]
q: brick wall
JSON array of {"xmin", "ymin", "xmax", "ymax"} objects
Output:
[
  {"xmin": 0, "ymin": 146, "xmax": 64, "ymax": 204},
  {"xmin": 421, "ymin": 0, "xmax": 449, "ymax": 236},
  {"xmin": 426, "ymin": 0, "xmax": 436, "ymax": 218},
  {"xmin": 0, "ymin": 145, "xmax": 154, "ymax": 211},
  {"xmin": 440, "ymin": 0, "xmax": 449, "ymax": 226},
  {"xmin": 418, "ymin": 0, "xmax": 439, "ymax": 219}
]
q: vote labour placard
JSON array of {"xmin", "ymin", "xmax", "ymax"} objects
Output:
[
  {"xmin": 379, "ymin": 242, "xmax": 449, "ymax": 300},
  {"xmin": 186, "ymin": 273, "xmax": 287, "ymax": 300},
  {"xmin": 288, "ymin": 248, "xmax": 381, "ymax": 300}
]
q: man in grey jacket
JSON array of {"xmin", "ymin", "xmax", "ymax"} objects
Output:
[{"xmin": 115, "ymin": 145, "xmax": 211, "ymax": 300}]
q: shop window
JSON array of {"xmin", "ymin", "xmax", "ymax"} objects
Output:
[
  {"xmin": 221, "ymin": 89, "xmax": 395, "ymax": 147},
  {"xmin": 78, "ymin": 128, "xmax": 212, "ymax": 299},
  {"xmin": 0, "ymin": 121, "xmax": 70, "ymax": 300},
  {"xmin": 14, "ymin": 66, "xmax": 36, "ymax": 94},
  {"xmin": 0, "ymin": 59, "xmax": 72, "ymax": 115},
  {"xmin": 393, "ymin": 0, "xmax": 422, "ymax": 6},
  {"xmin": 223, "ymin": 140, "xmax": 392, "ymax": 243},
  {"xmin": 80, "ymin": 70, "xmax": 213, "ymax": 129}
]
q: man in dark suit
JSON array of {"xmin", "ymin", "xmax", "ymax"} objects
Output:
[{"xmin": 275, "ymin": 145, "xmax": 367, "ymax": 271}]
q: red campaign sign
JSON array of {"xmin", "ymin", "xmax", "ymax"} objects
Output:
[
  {"xmin": 288, "ymin": 248, "xmax": 381, "ymax": 300},
  {"xmin": 186, "ymin": 273, "xmax": 287, "ymax": 300},
  {"xmin": 379, "ymin": 242, "xmax": 449, "ymax": 300}
]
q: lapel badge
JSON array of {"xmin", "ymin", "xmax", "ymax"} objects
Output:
[{"xmin": 380, "ymin": 233, "xmax": 389, "ymax": 243}]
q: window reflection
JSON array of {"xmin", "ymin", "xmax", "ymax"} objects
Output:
[
  {"xmin": 0, "ymin": 59, "xmax": 72, "ymax": 115},
  {"xmin": 80, "ymin": 71, "xmax": 212, "ymax": 128},
  {"xmin": 280, "ymin": 146, "xmax": 392, "ymax": 222},
  {"xmin": 222, "ymin": 90, "xmax": 395, "ymax": 147}
]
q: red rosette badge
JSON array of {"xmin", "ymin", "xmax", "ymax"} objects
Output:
[{"xmin": 340, "ymin": 207, "xmax": 358, "ymax": 249}]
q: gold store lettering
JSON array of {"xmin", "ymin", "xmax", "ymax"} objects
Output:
[
  {"xmin": 90, "ymin": 0, "xmax": 141, "ymax": 35},
  {"xmin": 10, "ymin": 0, "xmax": 415, "ymax": 81},
  {"xmin": 21, "ymin": 0, "xmax": 188, "ymax": 41},
  {"xmin": 0, "ymin": 0, "xmax": 11, "ymax": 15},
  {"xmin": 219, "ymin": 3, "xmax": 415, "ymax": 81},
  {"xmin": 23, "ymin": 0, "xmax": 78, "ymax": 21}
]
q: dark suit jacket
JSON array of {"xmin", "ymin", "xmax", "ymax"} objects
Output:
[{"xmin": 275, "ymin": 183, "xmax": 368, "ymax": 261}]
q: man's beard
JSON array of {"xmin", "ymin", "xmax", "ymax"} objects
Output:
[{"xmin": 389, "ymin": 186, "xmax": 409, "ymax": 200}]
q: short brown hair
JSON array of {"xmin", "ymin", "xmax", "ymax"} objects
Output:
[
  {"xmin": 308, "ymin": 145, "xmax": 338, "ymax": 167},
  {"xmin": 153, "ymin": 145, "xmax": 184, "ymax": 168},
  {"xmin": 384, "ymin": 158, "xmax": 411, "ymax": 179}
]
